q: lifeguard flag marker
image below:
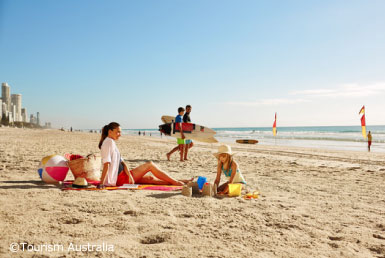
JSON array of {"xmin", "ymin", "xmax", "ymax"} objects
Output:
[
  {"xmin": 273, "ymin": 113, "xmax": 277, "ymax": 136},
  {"xmin": 359, "ymin": 106, "xmax": 366, "ymax": 139}
]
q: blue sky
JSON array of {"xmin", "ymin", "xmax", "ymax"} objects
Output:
[{"xmin": 1, "ymin": 0, "xmax": 384, "ymax": 129}]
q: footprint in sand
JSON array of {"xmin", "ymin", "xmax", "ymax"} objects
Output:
[
  {"xmin": 123, "ymin": 210, "xmax": 138, "ymax": 216},
  {"xmin": 63, "ymin": 218, "xmax": 83, "ymax": 224},
  {"xmin": 328, "ymin": 236, "xmax": 344, "ymax": 241},
  {"xmin": 140, "ymin": 234, "xmax": 169, "ymax": 244},
  {"xmin": 373, "ymin": 234, "xmax": 385, "ymax": 240}
]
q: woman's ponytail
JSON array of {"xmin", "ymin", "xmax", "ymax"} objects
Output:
[{"xmin": 98, "ymin": 122, "xmax": 120, "ymax": 149}]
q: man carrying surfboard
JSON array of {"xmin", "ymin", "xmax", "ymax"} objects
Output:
[
  {"xmin": 166, "ymin": 107, "xmax": 186, "ymax": 161},
  {"xmin": 183, "ymin": 105, "xmax": 194, "ymax": 160}
]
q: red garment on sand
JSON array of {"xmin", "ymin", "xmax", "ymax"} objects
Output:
[{"xmin": 116, "ymin": 170, "xmax": 133, "ymax": 186}]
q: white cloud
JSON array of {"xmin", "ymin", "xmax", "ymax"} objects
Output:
[
  {"xmin": 222, "ymin": 82, "xmax": 385, "ymax": 108},
  {"xmin": 290, "ymin": 82, "xmax": 385, "ymax": 98}
]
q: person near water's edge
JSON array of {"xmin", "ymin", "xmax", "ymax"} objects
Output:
[{"xmin": 367, "ymin": 131, "xmax": 372, "ymax": 152}]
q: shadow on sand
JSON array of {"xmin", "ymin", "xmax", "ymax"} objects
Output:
[
  {"xmin": 126, "ymin": 159, "xmax": 162, "ymax": 163},
  {"xmin": 146, "ymin": 192, "xmax": 181, "ymax": 199},
  {"xmin": 0, "ymin": 180, "xmax": 60, "ymax": 189}
]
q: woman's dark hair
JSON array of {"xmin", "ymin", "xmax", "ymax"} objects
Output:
[{"xmin": 98, "ymin": 122, "xmax": 120, "ymax": 149}]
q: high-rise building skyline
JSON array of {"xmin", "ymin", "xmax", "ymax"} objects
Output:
[
  {"xmin": 21, "ymin": 108, "xmax": 28, "ymax": 123},
  {"xmin": 30, "ymin": 114, "xmax": 36, "ymax": 124},
  {"xmin": 11, "ymin": 94, "xmax": 22, "ymax": 122},
  {"xmin": 1, "ymin": 82, "xmax": 11, "ymax": 112},
  {"xmin": 1, "ymin": 102, "xmax": 6, "ymax": 116},
  {"xmin": 11, "ymin": 104, "xmax": 16, "ymax": 123},
  {"xmin": 1, "ymin": 81, "xmax": 44, "ymax": 126}
]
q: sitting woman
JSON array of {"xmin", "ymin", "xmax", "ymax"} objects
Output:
[
  {"xmin": 213, "ymin": 144, "xmax": 246, "ymax": 194},
  {"xmin": 98, "ymin": 122, "xmax": 189, "ymax": 189}
]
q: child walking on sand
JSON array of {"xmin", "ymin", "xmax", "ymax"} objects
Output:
[
  {"xmin": 213, "ymin": 144, "xmax": 246, "ymax": 194},
  {"xmin": 166, "ymin": 107, "xmax": 186, "ymax": 161}
]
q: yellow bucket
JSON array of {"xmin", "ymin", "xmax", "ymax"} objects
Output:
[{"xmin": 228, "ymin": 183, "xmax": 242, "ymax": 197}]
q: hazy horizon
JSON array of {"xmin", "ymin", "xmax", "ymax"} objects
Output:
[{"xmin": 79, "ymin": 124, "xmax": 385, "ymax": 131}]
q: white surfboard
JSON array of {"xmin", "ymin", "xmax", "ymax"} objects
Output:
[
  {"xmin": 161, "ymin": 115, "xmax": 176, "ymax": 124},
  {"xmin": 159, "ymin": 122, "xmax": 218, "ymax": 143}
]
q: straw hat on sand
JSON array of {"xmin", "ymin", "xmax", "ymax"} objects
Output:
[{"xmin": 71, "ymin": 177, "xmax": 89, "ymax": 188}]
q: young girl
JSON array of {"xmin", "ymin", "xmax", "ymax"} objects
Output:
[
  {"xmin": 98, "ymin": 122, "xmax": 190, "ymax": 188},
  {"xmin": 213, "ymin": 144, "xmax": 246, "ymax": 194}
]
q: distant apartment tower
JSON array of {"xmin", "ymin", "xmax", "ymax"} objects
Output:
[
  {"xmin": 21, "ymin": 108, "xmax": 28, "ymax": 122},
  {"xmin": 8, "ymin": 110, "xmax": 14, "ymax": 123},
  {"xmin": 11, "ymin": 104, "xmax": 16, "ymax": 123},
  {"xmin": 0, "ymin": 99, "xmax": 2, "ymax": 118},
  {"xmin": 1, "ymin": 82, "xmax": 11, "ymax": 112},
  {"xmin": 30, "ymin": 114, "xmax": 36, "ymax": 124},
  {"xmin": 11, "ymin": 94, "xmax": 22, "ymax": 122},
  {"xmin": 1, "ymin": 102, "xmax": 6, "ymax": 116},
  {"xmin": 36, "ymin": 112, "xmax": 40, "ymax": 126}
]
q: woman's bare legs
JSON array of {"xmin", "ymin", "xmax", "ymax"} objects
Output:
[
  {"xmin": 137, "ymin": 175, "xmax": 193, "ymax": 185},
  {"xmin": 135, "ymin": 175, "xmax": 193, "ymax": 185},
  {"xmin": 137, "ymin": 175, "xmax": 170, "ymax": 185},
  {"xmin": 131, "ymin": 161, "xmax": 184, "ymax": 186}
]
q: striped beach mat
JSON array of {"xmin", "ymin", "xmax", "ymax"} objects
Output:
[{"xmin": 61, "ymin": 181, "xmax": 183, "ymax": 191}]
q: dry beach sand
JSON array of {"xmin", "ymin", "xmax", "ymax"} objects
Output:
[{"xmin": 0, "ymin": 128, "xmax": 385, "ymax": 257}]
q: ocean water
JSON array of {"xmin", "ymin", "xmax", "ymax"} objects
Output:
[
  {"xmin": 213, "ymin": 125, "xmax": 385, "ymax": 152},
  {"xmin": 122, "ymin": 125, "xmax": 385, "ymax": 153}
]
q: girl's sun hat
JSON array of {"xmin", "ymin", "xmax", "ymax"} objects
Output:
[{"xmin": 213, "ymin": 144, "xmax": 234, "ymax": 159}]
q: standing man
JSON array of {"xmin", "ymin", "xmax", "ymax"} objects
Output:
[
  {"xmin": 367, "ymin": 131, "xmax": 372, "ymax": 152},
  {"xmin": 183, "ymin": 105, "xmax": 194, "ymax": 160}
]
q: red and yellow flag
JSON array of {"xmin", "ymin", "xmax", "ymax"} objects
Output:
[
  {"xmin": 359, "ymin": 106, "xmax": 366, "ymax": 139},
  {"xmin": 273, "ymin": 112, "xmax": 277, "ymax": 136},
  {"xmin": 359, "ymin": 106, "xmax": 365, "ymax": 115}
]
